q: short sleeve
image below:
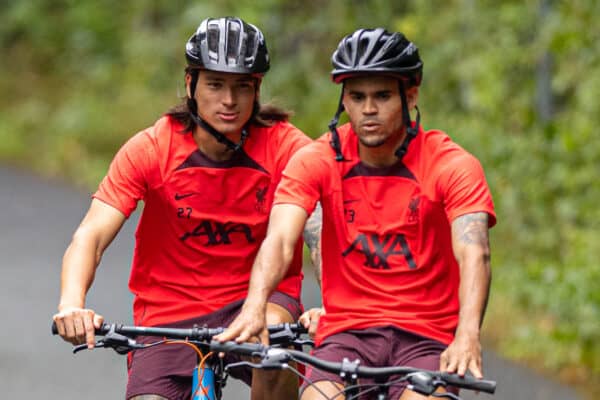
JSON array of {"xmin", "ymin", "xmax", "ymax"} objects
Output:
[
  {"xmin": 273, "ymin": 122, "xmax": 312, "ymax": 172},
  {"xmin": 274, "ymin": 144, "xmax": 323, "ymax": 215},
  {"xmin": 438, "ymin": 152, "xmax": 496, "ymax": 227},
  {"xmin": 93, "ymin": 130, "xmax": 158, "ymax": 218}
]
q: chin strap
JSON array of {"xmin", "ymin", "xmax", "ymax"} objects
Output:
[
  {"xmin": 188, "ymin": 107, "xmax": 249, "ymax": 152},
  {"xmin": 394, "ymin": 80, "xmax": 420, "ymax": 160},
  {"xmin": 328, "ymin": 88, "xmax": 347, "ymax": 162}
]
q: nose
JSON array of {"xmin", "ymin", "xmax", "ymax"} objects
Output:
[
  {"xmin": 222, "ymin": 85, "xmax": 236, "ymax": 106},
  {"xmin": 363, "ymin": 96, "xmax": 377, "ymax": 114}
]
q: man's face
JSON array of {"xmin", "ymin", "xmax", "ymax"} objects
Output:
[
  {"xmin": 187, "ymin": 70, "xmax": 257, "ymax": 137},
  {"xmin": 342, "ymin": 75, "xmax": 417, "ymax": 149}
]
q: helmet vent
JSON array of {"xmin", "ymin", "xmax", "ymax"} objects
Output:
[
  {"xmin": 185, "ymin": 17, "xmax": 270, "ymax": 75},
  {"xmin": 225, "ymin": 20, "xmax": 241, "ymax": 66}
]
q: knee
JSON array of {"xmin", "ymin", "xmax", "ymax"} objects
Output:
[{"xmin": 266, "ymin": 302, "xmax": 295, "ymax": 325}]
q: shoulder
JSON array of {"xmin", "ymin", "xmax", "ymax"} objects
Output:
[
  {"xmin": 419, "ymin": 128, "xmax": 481, "ymax": 168},
  {"xmin": 253, "ymin": 120, "xmax": 309, "ymax": 142},
  {"xmin": 249, "ymin": 121, "xmax": 312, "ymax": 161},
  {"xmin": 124, "ymin": 116, "xmax": 181, "ymax": 145},
  {"xmin": 296, "ymin": 131, "xmax": 336, "ymax": 159}
]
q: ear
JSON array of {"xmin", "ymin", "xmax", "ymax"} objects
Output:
[
  {"xmin": 406, "ymin": 86, "xmax": 419, "ymax": 110},
  {"xmin": 185, "ymin": 73, "xmax": 192, "ymax": 98}
]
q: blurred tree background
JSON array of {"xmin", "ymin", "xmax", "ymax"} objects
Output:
[{"xmin": 1, "ymin": 0, "xmax": 598, "ymax": 397}]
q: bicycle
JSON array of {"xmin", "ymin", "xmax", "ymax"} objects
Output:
[
  {"xmin": 51, "ymin": 321, "xmax": 311, "ymax": 400},
  {"xmin": 205, "ymin": 340, "xmax": 497, "ymax": 400}
]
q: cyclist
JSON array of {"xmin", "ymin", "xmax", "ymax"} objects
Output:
[
  {"xmin": 219, "ymin": 27, "xmax": 496, "ymax": 400},
  {"xmin": 52, "ymin": 16, "xmax": 320, "ymax": 400}
]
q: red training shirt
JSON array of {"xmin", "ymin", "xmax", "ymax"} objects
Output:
[
  {"xmin": 275, "ymin": 123, "xmax": 496, "ymax": 346},
  {"xmin": 94, "ymin": 116, "xmax": 311, "ymax": 326}
]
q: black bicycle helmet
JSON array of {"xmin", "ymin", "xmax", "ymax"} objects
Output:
[
  {"xmin": 331, "ymin": 28, "xmax": 422, "ymax": 85},
  {"xmin": 185, "ymin": 17, "xmax": 268, "ymax": 152},
  {"xmin": 328, "ymin": 28, "xmax": 423, "ymax": 161},
  {"xmin": 186, "ymin": 16, "xmax": 270, "ymax": 75}
]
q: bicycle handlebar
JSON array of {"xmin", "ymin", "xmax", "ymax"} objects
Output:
[
  {"xmin": 51, "ymin": 321, "xmax": 308, "ymax": 344},
  {"xmin": 207, "ymin": 342, "xmax": 496, "ymax": 395},
  {"xmin": 52, "ymin": 321, "xmax": 494, "ymax": 394},
  {"xmin": 51, "ymin": 321, "xmax": 225, "ymax": 341}
]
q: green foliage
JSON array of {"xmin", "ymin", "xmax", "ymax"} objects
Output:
[{"xmin": 1, "ymin": 0, "xmax": 599, "ymax": 395}]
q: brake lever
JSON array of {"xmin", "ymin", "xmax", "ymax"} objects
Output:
[
  {"xmin": 225, "ymin": 360, "xmax": 266, "ymax": 371},
  {"xmin": 72, "ymin": 327, "xmax": 144, "ymax": 355},
  {"xmin": 292, "ymin": 338, "xmax": 314, "ymax": 347},
  {"xmin": 72, "ymin": 338, "xmax": 132, "ymax": 354},
  {"xmin": 72, "ymin": 343, "xmax": 89, "ymax": 354},
  {"xmin": 224, "ymin": 348, "xmax": 292, "ymax": 372}
]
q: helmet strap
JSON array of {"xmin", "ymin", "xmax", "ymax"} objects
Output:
[
  {"xmin": 328, "ymin": 87, "xmax": 347, "ymax": 162},
  {"xmin": 189, "ymin": 112, "xmax": 249, "ymax": 152},
  {"xmin": 394, "ymin": 80, "xmax": 420, "ymax": 160}
]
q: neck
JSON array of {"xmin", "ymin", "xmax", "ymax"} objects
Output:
[{"xmin": 192, "ymin": 126, "xmax": 241, "ymax": 162}]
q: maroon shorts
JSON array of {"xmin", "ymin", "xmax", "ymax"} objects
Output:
[
  {"xmin": 300, "ymin": 326, "xmax": 456, "ymax": 400},
  {"xmin": 125, "ymin": 291, "xmax": 302, "ymax": 399}
]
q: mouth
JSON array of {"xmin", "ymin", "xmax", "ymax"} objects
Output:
[
  {"xmin": 361, "ymin": 121, "xmax": 381, "ymax": 132},
  {"xmin": 217, "ymin": 112, "xmax": 239, "ymax": 122}
]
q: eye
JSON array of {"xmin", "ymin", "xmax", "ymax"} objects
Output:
[
  {"xmin": 376, "ymin": 92, "xmax": 392, "ymax": 100},
  {"xmin": 237, "ymin": 81, "xmax": 254, "ymax": 90},
  {"xmin": 207, "ymin": 81, "xmax": 222, "ymax": 89},
  {"xmin": 349, "ymin": 93, "xmax": 364, "ymax": 101}
]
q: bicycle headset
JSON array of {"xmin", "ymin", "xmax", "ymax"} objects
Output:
[
  {"xmin": 185, "ymin": 17, "xmax": 270, "ymax": 152},
  {"xmin": 329, "ymin": 28, "xmax": 423, "ymax": 161}
]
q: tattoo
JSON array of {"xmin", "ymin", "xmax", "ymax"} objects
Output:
[
  {"xmin": 303, "ymin": 202, "xmax": 323, "ymax": 286},
  {"xmin": 452, "ymin": 212, "xmax": 490, "ymax": 248}
]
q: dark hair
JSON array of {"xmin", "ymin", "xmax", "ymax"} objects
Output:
[{"xmin": 165, "ymin": 101, "xmax": 292, "ymax": 133}]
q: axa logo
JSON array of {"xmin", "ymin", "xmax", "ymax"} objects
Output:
[
  {"xmin": 342, "ymin": 233, "xmax": 417, "ymax": 269},
  {"xmin": 180, "ymin": 220, "xmax": 255, "ymax": 245}
]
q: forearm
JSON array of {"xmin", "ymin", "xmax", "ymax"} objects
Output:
[
  {"xmin": 452, "ymin": 212, "xmax": 492, "ymax": 337},
  {"xmin": 244, "ymin": 203, "xmax": 308, "ymax": 312},
  {"xmin": 58, "ymin": 231, "xmax": 102, "ymax": 310},
  {"xmin": 456, "ymin": 250, "xmax": 491, "ymax": 337},
  {"xmin": 243, "ymin": 233, "xmax": 295, "ymax": 312}
]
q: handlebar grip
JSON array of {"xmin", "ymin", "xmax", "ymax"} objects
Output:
[
  {"xmin": 440, "ymin": 373, "xmax": 496, "ymax": 394},
  {"xmin": 51, "ymin": 321, "xmax": 111, "ymax": 335},
  {"xmin": 268, "ymin": 322, "xmax": 308, "ymax": 334},
  {"xmin": 209, "ymin": 340, "xmax": 266, "ymax": 356}
]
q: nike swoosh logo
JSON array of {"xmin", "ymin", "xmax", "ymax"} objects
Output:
[{"xmin": 174, "ymin": 192, "xmax": 198, "ymax": 200}]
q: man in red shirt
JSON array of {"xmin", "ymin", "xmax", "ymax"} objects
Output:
[
  {"xmin": 220, "ymin": 27, "xmax": 496, "ymax": 399},
  {"xmin": 52, "ymin": 17, "xmax": 320, "ymax": 400}
]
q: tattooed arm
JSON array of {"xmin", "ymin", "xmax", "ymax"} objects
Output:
[
  {"xmin": 440, "ymin": 212, "xmax": 491, "ymax": 379},
  {"xmin": 303, "ymin": 202, "xmax": 322, "ymax": 287}
]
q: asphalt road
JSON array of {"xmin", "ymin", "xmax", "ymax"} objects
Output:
[{"xmin": 0, "ymin": 164, "xmax": 583, "ymax": 399}]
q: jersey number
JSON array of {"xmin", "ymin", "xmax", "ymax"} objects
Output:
[{"xmin": 177, "ymin": 207, "xmax": 192, "ymax": 219}]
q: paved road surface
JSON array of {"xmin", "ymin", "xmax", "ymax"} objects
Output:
[{"xmin": 0, "ymin": 165, "xmax": 583, "ymax": 399}]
